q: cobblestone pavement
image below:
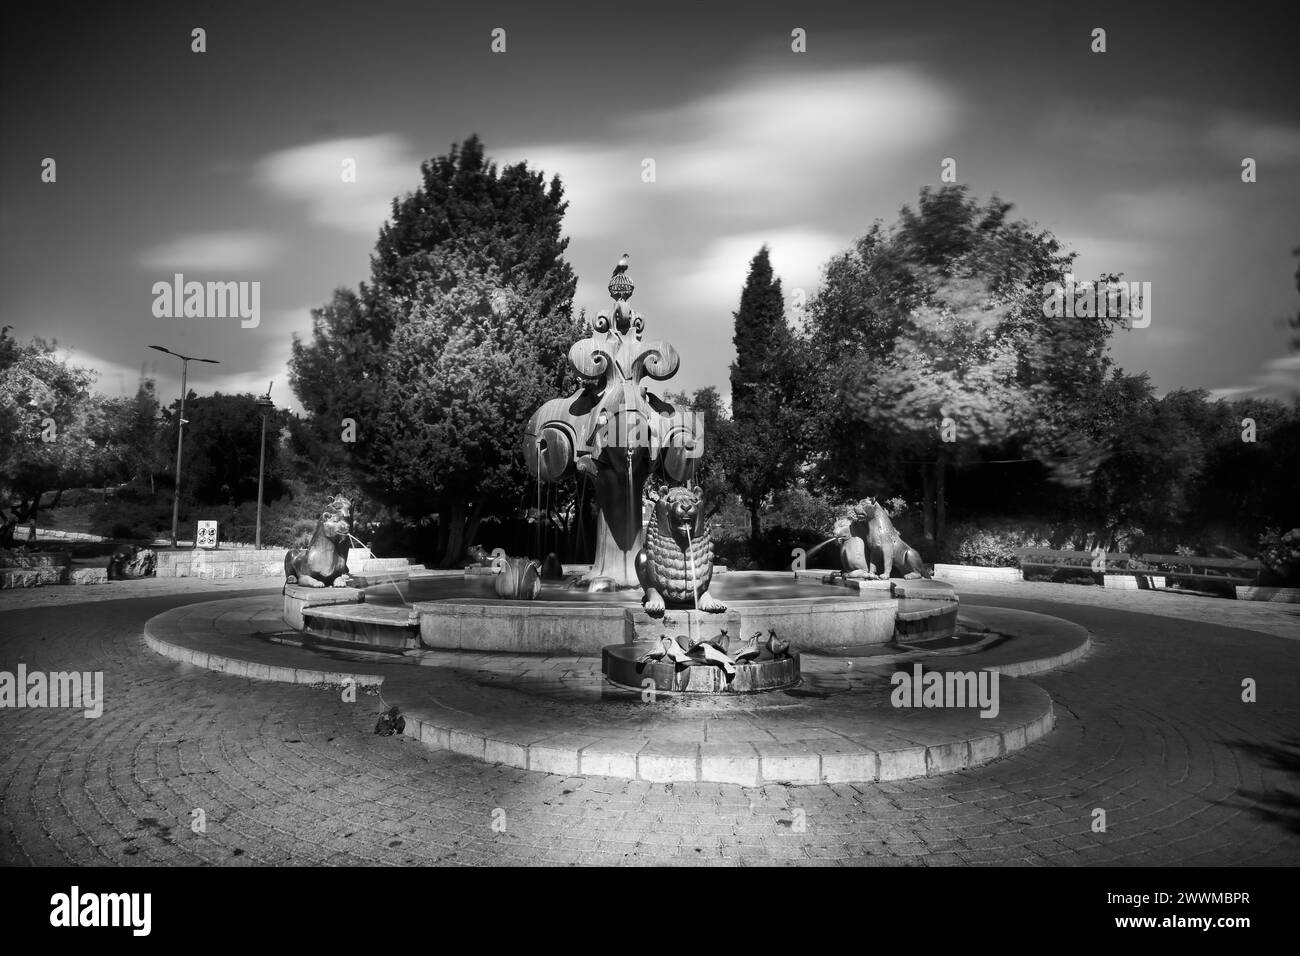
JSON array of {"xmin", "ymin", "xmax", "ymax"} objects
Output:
[{"xmin": 1, "ymin": 583, "xmax": 1297, "ymax": 865}]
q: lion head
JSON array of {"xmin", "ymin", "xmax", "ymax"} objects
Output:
[
  {"xmin": 317, "ymin": 496, "xmax": 352, "ymax": 541},
  {"xmin": 654, "ymin": 484, "xmax": 702, "ymax": 548}
]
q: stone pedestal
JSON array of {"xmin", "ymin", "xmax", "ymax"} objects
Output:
[
  {"xmin": 628, "ymin": 607, "xmax": 744, "ymax": 646},
  {"xmin": 602, "ymin": 643, "xmax": 800, "ymax": 694},
  {"xmin": 282, "ymin": 583, "xmax": 364, "ymax": 630}
]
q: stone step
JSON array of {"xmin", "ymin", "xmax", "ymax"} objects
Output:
[
  {"xmin": 894, "ymin": 598, "xmax": 960, "ymax": 640},
  {"xmin": 348, "ymin": 569, "xmax": 410, "ymax": 588},
  {"xmin": 301, "ymin": 603, "xmax": 420, "ymax": 652}
]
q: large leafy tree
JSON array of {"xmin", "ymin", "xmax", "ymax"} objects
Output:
[
  {"xmin": 725, "ymin": 246, "xmax": 809, "ymax": 544},
  {"xmin": 93, "ymin": 380, "xmax": 165, "ymax": 496},
  {"xmin": 805, "ymin": 186, "xmax": 1118, "ymax": 546},
  {"xmin": 290, "ymin": 136, "xmax": 580, "ymax": 566},
  {"xmin": 0, "ymin": 329, "xmax": 104, "ymax": 545},
  {"xmin": 166, "ymin": 391, "xmax": 288, "ymax": 507}
]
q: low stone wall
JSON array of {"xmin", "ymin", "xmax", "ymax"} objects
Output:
[
  {"xmin": 1235, "ymin": 585, "xmax": 1300, "ymax": 604},
  {"xmin": 0, "ymin": 566, "xmax": 67, "ymax": 588},
  {"xmin": 155, "ymin": 547, "xmax": 289, "ymax": 579},
  {"xmin": 0, "ymin": 552, "xmax": 71, "ymax": 588},
  {"xmin": 932, "ymin": 563, "xmax": 1022, "ymax": 585},
  {"xmin": 1102, "ymin": 574, "xmax": 1166, "ymax": 590},
  {"xmin": 33, "ymin": 529, "xmax": 110, "ymax": 542}
]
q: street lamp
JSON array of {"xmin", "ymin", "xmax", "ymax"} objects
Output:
[
  {"xmin": 254, "ymin": 383, "xmax": 275, "ymax": 549},
  {"xmin": 149, "ymin": 345, "xmax": 220, "ymax": 548}
]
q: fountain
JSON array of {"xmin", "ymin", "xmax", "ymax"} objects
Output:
[
  {"xmin": 143, "ymin": 251, "xmax": 1087, "ymax": 784},
  {"xmin": 278, "ymin": 255, "xmax": 959, "ymax": 691}
]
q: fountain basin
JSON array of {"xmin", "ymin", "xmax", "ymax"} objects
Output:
[
  {"xmin": 283, "ymin": 571, "xmax": 954, "ymax": 656},
  {"xmin": 413, "ymin": 593, "xmax": 895, "ymax": 654},
  {"xmin": 602, "ymin": 643, "xmax": 801, "ymax": 693}
]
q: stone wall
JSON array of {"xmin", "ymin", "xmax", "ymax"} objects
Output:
[
  {"xmin": 932, "ymin": 563, "xmax": 1022, "ymax": 585},
  {"xmin": 154, "ymin": 548, "xmax": 289, "ymax": 579}
]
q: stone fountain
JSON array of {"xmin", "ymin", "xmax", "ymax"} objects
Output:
[{"xmin": 277, "ymin": 254, "xmax": 961, "ymax": 695}]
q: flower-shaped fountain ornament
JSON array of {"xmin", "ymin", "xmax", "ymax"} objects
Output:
[{"xmin": 523, "ymin": 254, "xmax": 704, "ymax": 588}]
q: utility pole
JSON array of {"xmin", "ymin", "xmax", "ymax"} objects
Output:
[
  {"xmin": 148, "ymin": 346, "xmax": 219, "ymax": 548},
  {"xmin": 255, "ymin": 383, "xmax": 275, "ymax": 549}
]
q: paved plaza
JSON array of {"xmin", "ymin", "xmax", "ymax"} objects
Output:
[{"xmin": 1, "ymin": 580, "xmax": 1297, "ymax": 866}]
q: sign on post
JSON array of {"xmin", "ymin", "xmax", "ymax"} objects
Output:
[{"xmin": 196, "ymin": 520, "xmax": 219, "ymax": 549}]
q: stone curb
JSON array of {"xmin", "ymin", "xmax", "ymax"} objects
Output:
[
  {"xmin": 397, "ymin": 700, "xmax": 1055, "ymax": 785},
  {"xmin": 143, "ymin": 615, "xmax": 384, "ymax": 688}
]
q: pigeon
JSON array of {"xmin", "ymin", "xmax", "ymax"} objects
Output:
[
  {"xmin": 611, "ymin": 253, "xmax": 630, "ymax": 278},
  {"xmin": 374, "ymin": 706, "xmax": 405, "ymax": 736},
  {"xmin": 766, "ymin": 630, "xmax": 791, "ymax": 659},
  {"xmin": 732, "ymin": 632, "xmax": 761, "ymax": 664}
]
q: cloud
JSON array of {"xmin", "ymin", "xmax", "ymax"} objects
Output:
[
  {"xmin": 492, "ymin": 145, "xmax": 626, "ymax": 240},
  {"xmin": 139, "ymin": 231, "xmax": 279, "ymax": 271},
  {"xmin": 1205, "ymin": 114, "xmax": 1300, "ymax": 165},
  {"xmin": 1209, "ymin": 354, "xmax": 1300, "ymax": 403},
  {"xmin": 636, "ymin": 66, "xmax": 955, "ymax": 204},
  {"xmin": 254, "ymin": 134, "xmax": 420, "ymax": 235},
  {"xmin": 501, "ymin": 65, "xmax": 957, "ymax": 239},
  {"xmin": 673, "ymin": 228, "xmax": 844, "ymax": 309}
]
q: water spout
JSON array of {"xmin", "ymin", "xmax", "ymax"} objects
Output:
[{"xmin": 804, "ymin": 536, "xmax": 841, "ymax": 561}]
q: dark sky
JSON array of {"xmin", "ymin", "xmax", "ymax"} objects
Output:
[{"xmin": 3, "ymin": 0, "xmax": 1297, "ymax": 409}]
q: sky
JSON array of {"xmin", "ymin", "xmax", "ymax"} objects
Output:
[{"xmin": 3, "ymin": 0, "xmax": 1298, "ymax": 413}]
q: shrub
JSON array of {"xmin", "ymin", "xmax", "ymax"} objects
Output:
[
  {"xmin": 943, "ymin": 520, "xmax": 1053, "ymax": 567},
  {"xmin": 1258, "ymin": 527, "xmax": 1300, "ymax": 586},
  {"xmin": 88, "ymin": 500, "xmax": 178, "ymax": 541}
]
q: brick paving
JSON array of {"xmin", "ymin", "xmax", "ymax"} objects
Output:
[{"xmin": 1, "ymin": 581, "xmax": 1298, "ymax": 865}]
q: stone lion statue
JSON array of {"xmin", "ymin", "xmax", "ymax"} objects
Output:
[
  {"xmin": 636, "ymin": 483, "xmax": 725, "ymax": 616},
  {"xmin": 284, "ymin": 495, "xmax": 353, "ymax": 588},
  {"xmin": 835, "ymin": 496, "xmax": 930, "ymax": 580}
]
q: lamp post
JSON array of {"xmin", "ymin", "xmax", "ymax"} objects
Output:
[
  {"xmin": 149, "ymin": 345, "xmax": 219, "ymax": 548},
  {"xmin": 254, "ymin": 383, "xmax": 275, "ymax": 550}
]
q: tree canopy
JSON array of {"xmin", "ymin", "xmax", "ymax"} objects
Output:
[{"xmin": 290, "ymin": 136, "xmax": 581, "ymax": 565}]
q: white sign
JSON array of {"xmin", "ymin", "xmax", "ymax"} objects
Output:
[{"xmin": 196, "ymin": 520, "xmax": 219, "ymax": 549}]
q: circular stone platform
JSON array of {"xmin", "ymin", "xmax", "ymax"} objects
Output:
[{"xmin": 142, "ymin": 596, "xmax": 1090, "ymax": 785}]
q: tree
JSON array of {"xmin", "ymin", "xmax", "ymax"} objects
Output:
[
  {"xmin": 805, "ymin": 186, "xmax": 1116, "ymax": 547},
  {"xmin": 663, "ymin": 385, "xmax": 731, "ymax": 520},
  {"xmin": 93, "ymin": 380, "xmax": 164, "ymax": 496},
  {"xmin": 725, "ymin": 246, "xmax": 809, "ymax": 545},
  {"xmin": 166, "ymin": 391, "xmax": 288, "ymax": 507},
  {"xmin": 0, "ymin": 330, "xmax": 103, "ymax": 545},
  {"xmin": 290, "ymin": 136, "xmax": 580, "ymax": 566}
]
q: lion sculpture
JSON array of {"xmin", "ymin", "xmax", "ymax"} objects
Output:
[
  {"xmin": 835, "ymin": 496, "xmax": 931, "ymax": 580},
  {"xmin": 636, "ymin": 483, "xmax": 726, "ymax": 616},
  {"xmin": 284, "ymin": 495, "xmax": 353, "ymax": 588}
]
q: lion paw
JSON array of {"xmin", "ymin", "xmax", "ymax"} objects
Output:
[
  {"xmin": 643, "ymin": 590, "xmax": 665, "ymax": 617},
  {"xmin": 697, "ymin": 592, "xmax": 727, "ymax": 613}
]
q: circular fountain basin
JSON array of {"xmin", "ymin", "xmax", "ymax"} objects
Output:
[
  {"xmin": 380, "ymin": 572, "xmax": 900, "ymax": 655},
  {"xmin": 283, "ymin": 571, "xmax": 959, "ymax": 657}
]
